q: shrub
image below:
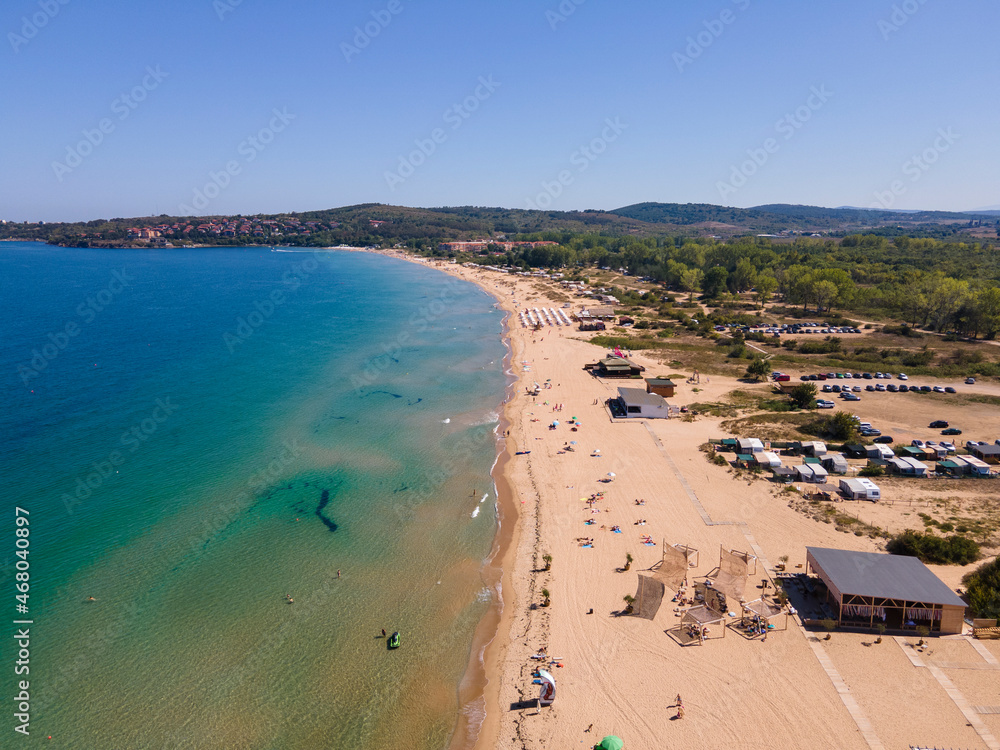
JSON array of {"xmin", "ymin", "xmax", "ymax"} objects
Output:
[
  {"xmin": 887, "ymin": 530, "xmax": 981, "ymax": 565},
  {"xmin": 859, "ymin": 464, "xmax": 884, "ymax": 477},
  {"xmin": 963, "ymin": 555, "xmax": 1000, "ymax": 620}
]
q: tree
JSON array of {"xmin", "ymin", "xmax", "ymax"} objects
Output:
[
  {"xmin": 812, "ymin": 280, "xmax": 839, "ymax": 312},
  {"xmin": 624, "ymin": 552, "xmax": 633, "ymax": 571},
  {"xmin": 680, "ymin": 268, "xmax": 702, "ymax": 302},
  {"xmin": 824, "ymin": 411, "xmax": 861, "ymax": 442},
  {"xmin": 702, "ymin": 266, "xmax": 729, "ymax": 299},
  {"xmin": 541, "ymin": 588, "xmax": 551, "ymax": 607},
  {"xmin": 622, "ymin": 594, "xmax": 635, "ymax": 615},
  {"xmin": 542, "ymin": 554, "xmax": 552, "ymax": 571},
  {"xmin": 754, "ymin": 274, "xmax": 778, "ymax": 308},
  {"xmin": 731, "ymin": 258, "xmax": 757, "ymax": 293},
  {"xmin": 745, "ymin": 357, "xmax": 770, "ymax": 381},
  {"xmin": 789, "ymin": 382, "xmax": 818, "ymax": 409}
]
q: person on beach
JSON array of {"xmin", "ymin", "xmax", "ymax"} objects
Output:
[
  {"xmin": 382, "ymin": 629, "xmax": 387, "ymax": 638},
  {"xmin": 337, "ymin": 570, "xmax": 341, "ymax": 578},
  {"xmin": 86, "ymin": 596, "xmax": 96, "ymax": 602}
]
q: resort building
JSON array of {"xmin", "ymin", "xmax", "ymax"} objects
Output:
[
  {"xmin": 613, "ymin": 388, "xmax": 673, "ymax": 419},
  {"xmin": 585, "ymin": 356, "xmax": 645, "ymax": 379},
  {"xmin": 805, "ymin": 547, "xmax": 966, "ymax": 634}
]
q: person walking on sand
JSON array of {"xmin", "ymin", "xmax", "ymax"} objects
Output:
[
  {"xmin": 381, "ymin": 629, "xmax": 387, "ymax": 638},
  {"xmin": 677, "ymin": 704, "xmax": 685, "ymax": 719},
  {"xmin": 675, "ymin": 693, "xmax": 682, "ymax": 706},
  {"xmin": 337, "ymin": 570, "xmax": 341, "ymax": 578}
]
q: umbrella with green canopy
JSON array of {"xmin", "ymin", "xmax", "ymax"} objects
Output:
[{"xmin": 595, "ymin": 737, "xmax": 623, "ymax": 750}]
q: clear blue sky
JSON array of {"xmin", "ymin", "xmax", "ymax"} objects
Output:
[{"xmin": 2, "ymin": 0, "xmax": 997, "ymax": 222}]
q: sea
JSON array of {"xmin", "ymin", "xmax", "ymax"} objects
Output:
[{"xmin": 0, "ymin": 242, "xmax": 508, "ymax": 749}]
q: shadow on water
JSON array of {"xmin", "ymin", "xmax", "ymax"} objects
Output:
[{"xmin": 316, "ymin": 488, "xmax": 338, "ymax": 532}]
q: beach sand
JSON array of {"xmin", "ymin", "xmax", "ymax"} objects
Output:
[{"xmin": 368, "ymin": 252, "xmax": 1000, "ymax": 750}]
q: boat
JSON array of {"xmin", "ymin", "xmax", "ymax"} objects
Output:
[{"xmin": 388, "ymin": 631, "xmax": 400, "ymax": 649}]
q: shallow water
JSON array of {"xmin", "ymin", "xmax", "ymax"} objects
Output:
[{"xmin": 0, "ymin": 244, "xmax": 505, "ymax": 749}]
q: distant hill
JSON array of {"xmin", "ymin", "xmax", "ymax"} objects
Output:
[
  {"xmin": 610, "ymin": 202, "xmax": 998, "ymax": 234},
  {"xmin": 2, "ymin": 201, "xmax": 997, "ymax": 249}
]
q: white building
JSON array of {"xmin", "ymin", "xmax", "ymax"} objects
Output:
[
  {"xmin": 840, "ymin": 477, "xmax": 881, "ymax": 501},
  {"xmin": 615, "ymin": 387, "xmax": 672, "ymax": 419},
  {"xmin": 737, "ymin": 437, "xmax": 765, "ymax": 454}
]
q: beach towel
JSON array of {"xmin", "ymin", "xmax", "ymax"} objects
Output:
[
  {"xmin": 582, "ymin": 544, "xmax": 593, "ymax": 548},
  {"xmin": 613, "ymin": 529, "xmax": 622, "ymax": 534}
]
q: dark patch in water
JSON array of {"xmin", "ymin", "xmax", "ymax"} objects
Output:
[
  {"xmin": 316, "ymin": 488, "xmax": 338, "ymax": 532},
  {"xmin": 407, "ymin": 398, "xmax": 423, "ymax": 406},
  {"xmin": 369, "ymin": 390, "xmax": 402, "ymax": 399},
  {"xmin": 394, "ymin": 484, "xmax": 409, "ymax": 493}
]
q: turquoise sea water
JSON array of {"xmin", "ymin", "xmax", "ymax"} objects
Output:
[{"xmin": 0, "ymin": 243, "xmax": 506, "ymax": 749}]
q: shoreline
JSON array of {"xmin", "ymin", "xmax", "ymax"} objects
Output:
[{"xmin": 355, "ymin": 250, "xmax": 527, "ymax": 750}]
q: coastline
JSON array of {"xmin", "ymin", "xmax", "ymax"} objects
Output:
[
  {"xmin": 352, "ymin": 250, "xmax": 1000, "ymax": 750},
  {"xmin": 354, "ymin": 250, "xmax": 528, "ymax": 750}
]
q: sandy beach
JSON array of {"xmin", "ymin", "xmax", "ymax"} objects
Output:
[{"xmin": 368, "ymin": 251, "xmax": 1000, "ymax": 750}]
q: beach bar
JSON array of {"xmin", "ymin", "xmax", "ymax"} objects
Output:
[{"xmin": 805, "ymin": 547, "xmax": 966, "ymax": 634}]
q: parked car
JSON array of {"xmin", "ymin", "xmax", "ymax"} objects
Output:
[
  {"xmin": 816, "ymin": 399, "xmax": 835, "ymax": 409},
  {"xmin": 862, "ymin": 372, "xmax": 873, "ymax": 379},
  {"xmin": 933, "ymin": 386, "xmax": 945, "ymax": 393},
  {"xmin": 873, "ymin": 436, "xmax": 894, "ymax": 444},
  {"xmin": 939, "ymin": 441, "xmax": 956, "ymax": 452},
  {"xmin": 898, "ymin": 384, "xmax": 909, "ymax": 392},
  {"xmin": 876, "ymin": 384, "xmax": 886, "ymax": 391},
  {"xmin": 817, "ymin": 373, "xmax": 828, "ymax": 380},
  {"xmin": 775, "ymin": 375, "xmax": 791, "ymax": 382},
  {"xmin": 898, "ymin": 373, "xmax": 908, "ymax": 380},
  {"xmin": 929, "ymin": 420, "xmax": 949, "ymax": 428},
  {"xmin": 966, "ymin": 377, "xmax": 976, "ymax": 384},
  {"xmin": 920, "ymin": 385, "xmax": 932, "ymax": 392},
  {"xmin": 865, "ymin": 385, "xmax": 875, "ymax": 392},
  {"xmin": 912, "ymin": 440, "xmax": 925, "ymax": 448},
  {"xmin": 843, "ymin": 393, "xmax": 861, "ymax": 401},
  {"xmin": 941, "ymin": 427, "xmax": 963, "ymax": 435},
  {"xmin": 860, "ymin": 428, "xmax": 882, "ymax": 436},
  {"xmin": 822, "ymin": 384, "xmax": 833, "ymax": 392},
  {"xmin": 944, "ymin": 386, "xmax": 956, "ymax": 393}
]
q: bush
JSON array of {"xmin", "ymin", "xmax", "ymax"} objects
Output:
[
  {"xmin": 887, "ymin": 530, "xmax": 981, "ymax": 565},
  {"xmin": 963, "ymin": 555, "xmax": 1000, "ymax": 620},
  {"xmin": 859, "ymin": 464, "xmax": 884, "ymax": 477}
]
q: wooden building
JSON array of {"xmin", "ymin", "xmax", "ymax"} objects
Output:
[
  {"xmin": 806, "ymin": 547, "xmax": 966, "ymax": 635},
  {"xmin": 644, "ymin": 377, "xmax": 676, "ymax": 398}
]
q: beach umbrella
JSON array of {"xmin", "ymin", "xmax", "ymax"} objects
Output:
[
  {"xmin": 552, "ymin": 420, "xmax": 559, "ymax": 426},
  {"xmin": 596, "ymin": 737, "xmax": 623, "ymax": 750},
  {"xmin": 593, "ymin": 449, "xmax": 600, "ymax": 454},
  {"xmin": 607, "ymin": 472, "xmax": 616, "ymax": 478},
  {"xmin": 570, "ymin": 441, "xmax": 577, "ymax": 445}
]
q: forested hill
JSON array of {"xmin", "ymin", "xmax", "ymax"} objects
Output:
[
  {"xmin": 610, "ymin": 202, "xmax": 998, "ymax": 235},
  {"xmin": 2, "ymin": 201, "xmax": 997, "ymax": 249}
]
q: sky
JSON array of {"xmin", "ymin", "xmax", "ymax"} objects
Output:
[{"xmin": 1, "ymin": 0, "xmax": 998, "ymax": 222}]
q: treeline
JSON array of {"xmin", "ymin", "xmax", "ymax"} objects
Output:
[{"xmin": 460, "ymin": 233, "xmax": 1000, "ymax": 339}]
